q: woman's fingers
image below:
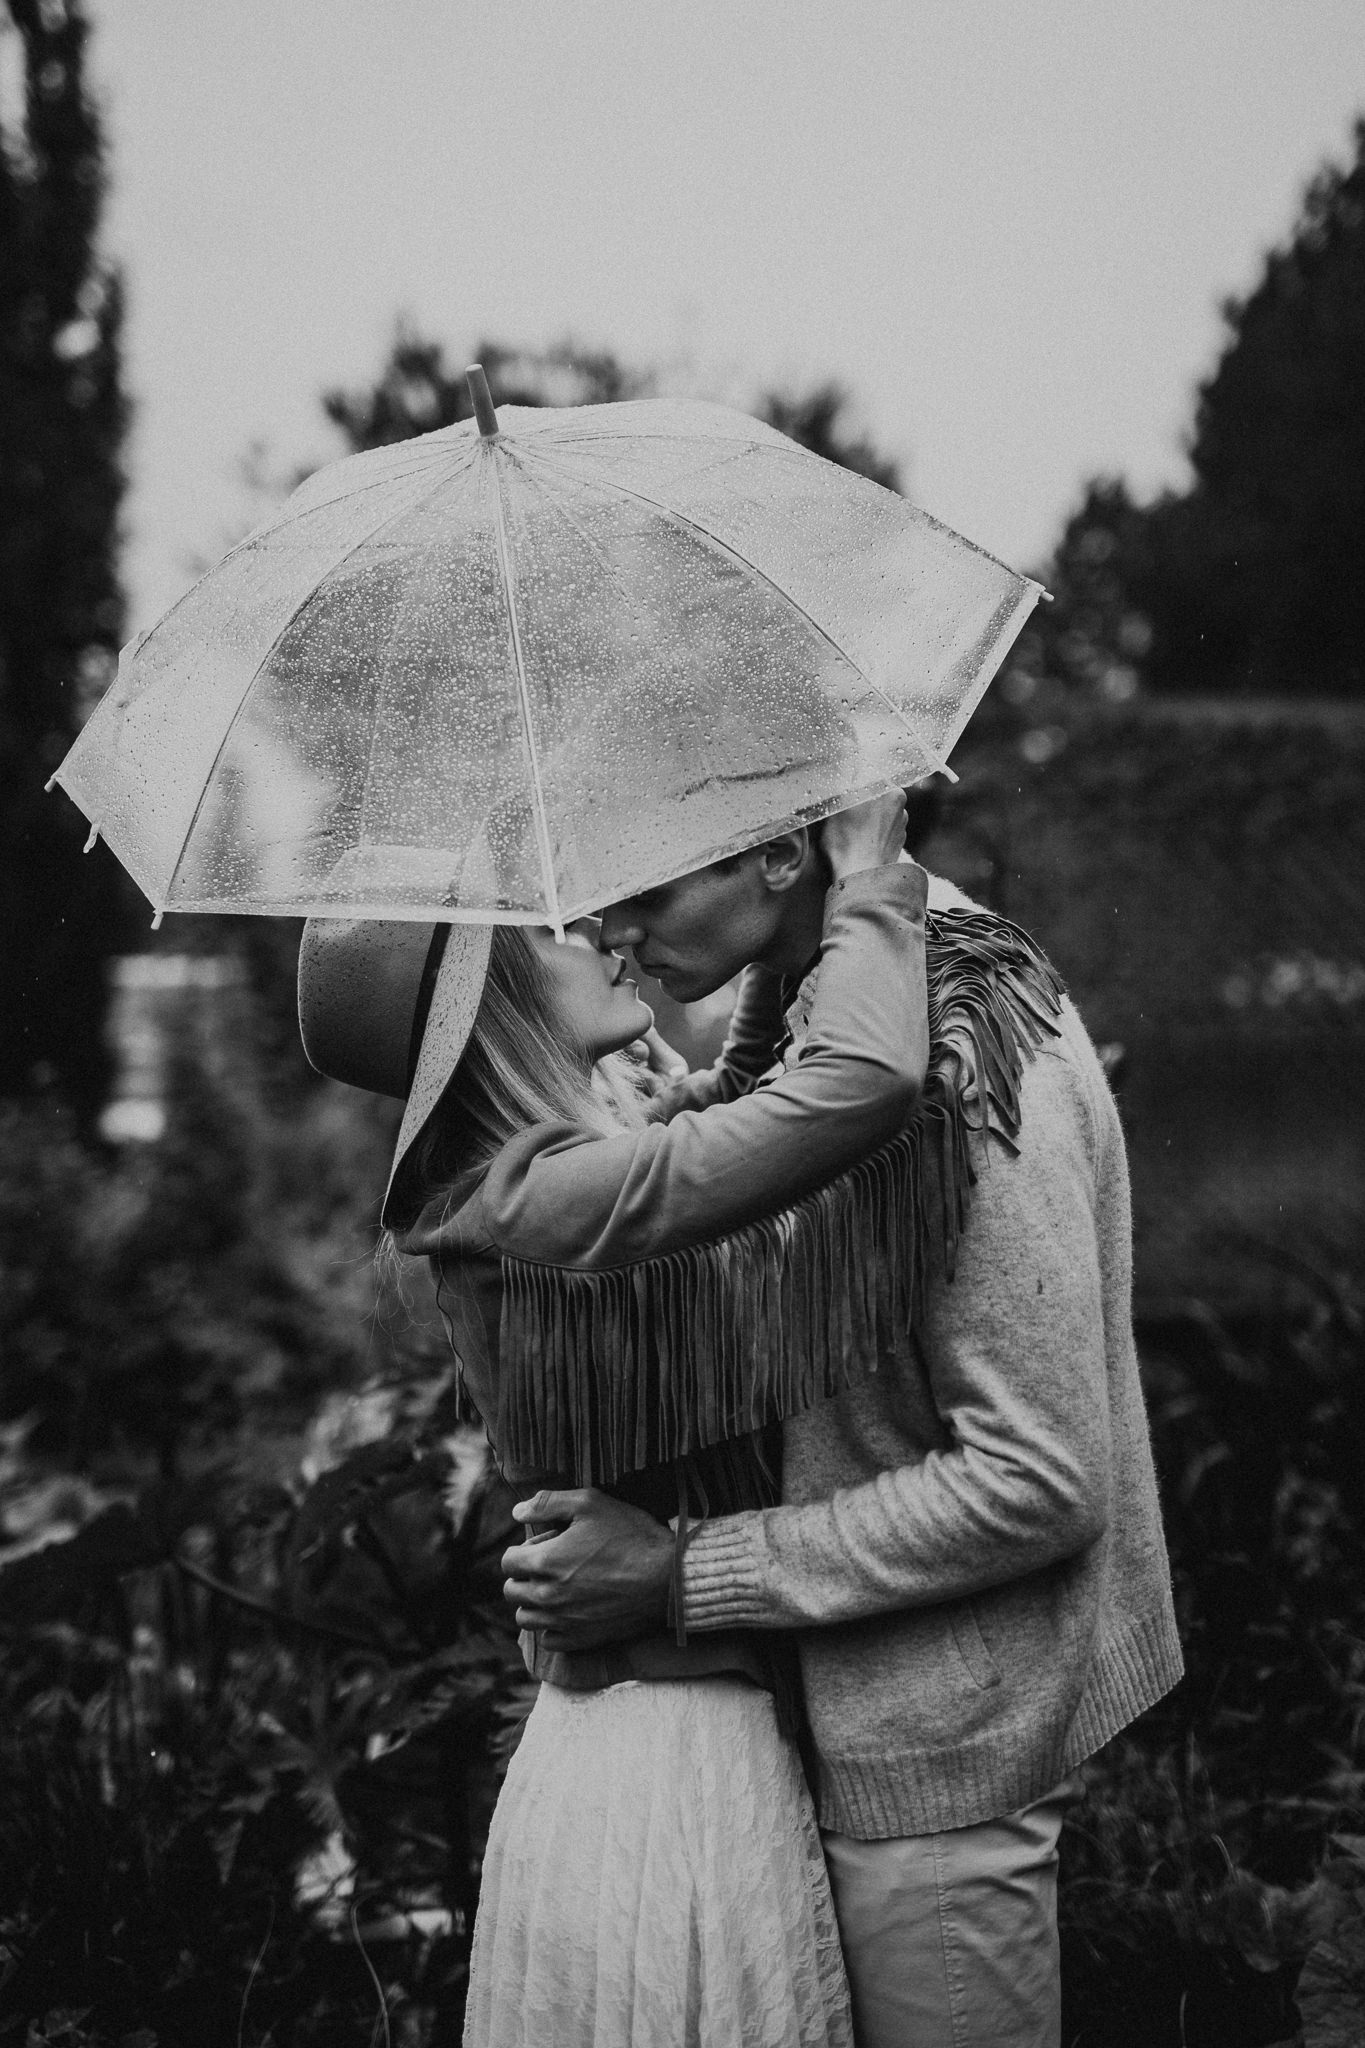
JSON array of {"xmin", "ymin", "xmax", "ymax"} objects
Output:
[
  {"xmin": 820, "ymin": 789, "xmax": 910, "ymax": 879},
  {"xmin": 642, "ymin": 1026, "xmax": 689, "ymax": 1082}
]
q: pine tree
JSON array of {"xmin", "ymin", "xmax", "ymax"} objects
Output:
[
  {"xmin": 0, "ymin": 0, "xmax": 132, "ymax": 1119},
  {"xmin": 1147, "ymin": 118, "xmax": 1365, "ymax": 696},
  {"xmin": 1026, "ymin": 122, "xmax": 1365, "ymax": 702}
]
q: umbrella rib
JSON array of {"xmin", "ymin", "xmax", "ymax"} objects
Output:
[
  {"xmin": 521, "ymin": 451, "xmax": 949, "ymax": 776},
  {"xmin": 157, "ymin": 460, "xmax": 474, "ymax": 912},
  {"xmin": 486, "ymin": 452, "xmax": 564, "ymax": 937}
]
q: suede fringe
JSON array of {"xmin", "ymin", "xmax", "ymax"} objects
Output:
[{"xmin": 497, "ymin": 909, "xmax": 1065, "ymax": 1488}]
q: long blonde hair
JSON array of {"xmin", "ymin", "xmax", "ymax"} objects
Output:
[{"xmin": 406, "ymin": 925, "xmax": 646, "ymax": 1206}]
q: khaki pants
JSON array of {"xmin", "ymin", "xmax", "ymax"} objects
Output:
[{"xmin": 822, "ymin": 1774, "xmax": 1083, "ymax": 2048}]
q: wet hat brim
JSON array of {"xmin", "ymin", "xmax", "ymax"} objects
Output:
[{"xmin": 297, "ymin": 916, "xmax": 493, "ymax": 1229}]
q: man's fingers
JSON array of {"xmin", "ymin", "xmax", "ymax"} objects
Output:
[
  {"xmin": 511, "ymin": 1487, "xmax": 597, "ymax": 1524},
  {"xmin": 500, "ymin": 1553, "xmax": 560, "ymax": 1597}
]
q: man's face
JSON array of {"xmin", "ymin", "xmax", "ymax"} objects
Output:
[{"xmin": 599, "ymin": 856, "xmax": 783, "ymax": 1003}]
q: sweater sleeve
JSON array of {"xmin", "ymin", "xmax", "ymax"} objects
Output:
[
  {"xmin": 461, "ymin": 862, "xmax": 929, "ymax": 1269},
  {"xmin": 679, "ymin": 1036, "xmax": 1115, "ymax": 1631}
]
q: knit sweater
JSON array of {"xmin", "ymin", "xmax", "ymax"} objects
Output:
[{"xmin": 679, "ymin": 877, "xmax": 1184, "ymax": 1838}]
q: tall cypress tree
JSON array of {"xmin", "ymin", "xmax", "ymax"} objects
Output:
[{"xmin": 0, "ymin": 0, "xmax": 131, "ymax": 1120}]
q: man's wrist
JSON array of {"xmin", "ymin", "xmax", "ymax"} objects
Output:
[{"xmin": 676, "ymin": 1511, "xmax": 772, "ymax": 1634}]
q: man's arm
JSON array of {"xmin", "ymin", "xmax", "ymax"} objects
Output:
[{"xmin": 505, "ymin": 1032, "xmax": 1113, "ymax": 1648}]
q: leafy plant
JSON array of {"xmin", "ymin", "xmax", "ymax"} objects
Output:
[
  {"xmin": 1057, "ymin": 1274, "xmax": 1365, "ymax": 2045},
  {"xmin": 0, "ymin": 1392, "xmax": 526, "ymax": 2044}
]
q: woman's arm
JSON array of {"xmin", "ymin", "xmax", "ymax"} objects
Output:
[{"xmin": 467, "ymin": 857, "xmax": 929, "ymax": 1269}]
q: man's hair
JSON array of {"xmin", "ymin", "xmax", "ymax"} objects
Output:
[{"xmin": 406, "ymin": 925, "xmax": 644, "ymax": 1201}]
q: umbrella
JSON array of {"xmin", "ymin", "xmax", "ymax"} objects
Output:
[{"xmin": 51, "ymin": 368, "xmax": 1043, "ymax": 930}]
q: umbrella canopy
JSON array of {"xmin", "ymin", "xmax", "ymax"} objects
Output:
[{"xmin": 52, "ymin": 376, "xmax": 1043, "ymax": 927}]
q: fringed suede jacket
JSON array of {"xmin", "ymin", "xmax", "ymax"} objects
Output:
[{"xmin": 399, "ymin": 861, "xmax": 1066, "ymax": 1715}]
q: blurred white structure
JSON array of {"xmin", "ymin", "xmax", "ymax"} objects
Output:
[{"xmin": 99, "ymin": 953, "xmax": 242, "ymax": 1144}]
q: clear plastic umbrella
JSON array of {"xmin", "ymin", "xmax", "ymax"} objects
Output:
[{"xmin": 51, "ymin": 370, "xmax": 1043, "ymax": 929}]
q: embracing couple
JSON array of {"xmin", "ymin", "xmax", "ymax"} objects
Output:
[{"xmin": 299, "ymin": 790, "xmax": 1183, "ymax": 2048}]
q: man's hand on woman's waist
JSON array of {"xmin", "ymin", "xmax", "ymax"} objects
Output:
[{"xmin": 502, "ymin": 1488, "xmax": 672, "ymax": 1652}]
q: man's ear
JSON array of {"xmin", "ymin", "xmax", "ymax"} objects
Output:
[{"xmin": 756, "ymin": 828, "xmax": 813, "ymax": 895}]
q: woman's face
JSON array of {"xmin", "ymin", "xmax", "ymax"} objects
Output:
[{"xmin": 527, "ymin": 918, "xmax": 654, "ymax": 1060}]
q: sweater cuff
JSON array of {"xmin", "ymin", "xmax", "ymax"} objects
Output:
[{"xmin": 679, "ymin": 1511, "xmax": 773, "ymax": 1632}]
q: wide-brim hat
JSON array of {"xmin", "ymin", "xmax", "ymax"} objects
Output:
[{"xmin": 297, "ymin": 916, "xmax": 494, "ymax": 1229}]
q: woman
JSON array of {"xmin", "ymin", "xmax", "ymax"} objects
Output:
[{"xmin": 299, "ymin": 793, "xmax": 928, "ymax": 2047}]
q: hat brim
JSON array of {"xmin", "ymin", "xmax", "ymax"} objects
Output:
[{"xmin": 381, "ymin": 921, "xmax": 493, "ymax": 1229}]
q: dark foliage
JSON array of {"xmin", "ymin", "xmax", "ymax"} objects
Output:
[
  {"xmin": 1004, "ymin": 476, "xmax": 1156, "ymax": 704},
  {"xmin": 0, "ymin": 1419, "xmax": 528, "ymax": 2044},
  {"xmin": 0, "ymin": 0, "xmax": 136, "ymax": 1121},
  {"xmin": 1017, "ymin": 120, "xmax": 1365, "ymax": 702},
  {"xmin": 321, "ymin": 326, "xmax": 652, "ymax": 453},
  {"xmin": 1059, "ymin": 1274, "xmax": 1365, "ymax": 2045},
  {"xmin": 0, "ymin": 988, "xmax": 395, "ymax": 1476},
  {"xmin": 760, "ymin": 382, "xmax": 903, "ymax": 492},
  {"xmin": 1143, "ymin": 1274, "xmax": 1365, "ymax": 1870},
  {"xmin": 1151, "ymin": 120, "xmax": 1365, "ymax": 698},
  {"xmin": 321, "ymin": 323, "xmax": 906, "ymax": 499},
  {"xmin": 0, "ymin": 953, "xmax": 527, "ymax": 2040}
]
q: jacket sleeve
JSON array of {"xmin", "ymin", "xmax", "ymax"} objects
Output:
[
  {"xmin": 648, "ymin": 966, "xmax": 791, "ymax": 1119},
  {"xmin": 677, "ymin": 1035, "xmax": 1116, "ymax": 1627},
  {"xmin": 471, "ymin": 862, "xmax": 929, "ymax": 1269}
]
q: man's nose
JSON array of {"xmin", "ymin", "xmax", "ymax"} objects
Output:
[{"xmin": 600, "ymin": 901, "xmax": 644, "ymax": 951}]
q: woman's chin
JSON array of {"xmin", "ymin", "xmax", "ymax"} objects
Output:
[
  {"xmin": 622, "ymin": 995, "xmax": 654, "ymax": 1040},
  {"xmin": 599, "ymin": 997, "xmax": 653, "ymax": 1055}
]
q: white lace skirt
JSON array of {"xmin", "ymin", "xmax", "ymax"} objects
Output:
[{"xmin": 465, "ymin": 1678, "xmax": 852, "ymax": 2048}]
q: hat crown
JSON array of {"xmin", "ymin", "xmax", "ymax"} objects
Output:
[
  {"xmin": 298, "ymin": 919, "xmax": 434, "ymax": 1099},
  {"xmin": 297, "ymin": 915, "xmax": 495, "ymax": 1228}
]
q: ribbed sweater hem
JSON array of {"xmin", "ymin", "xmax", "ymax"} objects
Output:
[{"xmin": 815, "ymin": 1604, "xmax": 1185, "ymax": 1839}]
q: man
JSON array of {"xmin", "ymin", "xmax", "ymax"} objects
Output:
[{"xmin": 504, "ymin": 823, "xmax": 1182, "ymax": 2047}]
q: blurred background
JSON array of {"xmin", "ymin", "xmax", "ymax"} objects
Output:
[{"xmin": 2, "ymin": 4, "xmax": 1363, "ymax": 2042}]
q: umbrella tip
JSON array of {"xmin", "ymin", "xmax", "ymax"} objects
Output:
[{"xmin": 466, "ymin": 364, "xmax": 499, "ymax": 440}]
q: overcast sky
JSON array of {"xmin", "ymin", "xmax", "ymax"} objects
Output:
[{"xmin": 85, "ymin": 0, "xmax": 1365, "ymax": 632}]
